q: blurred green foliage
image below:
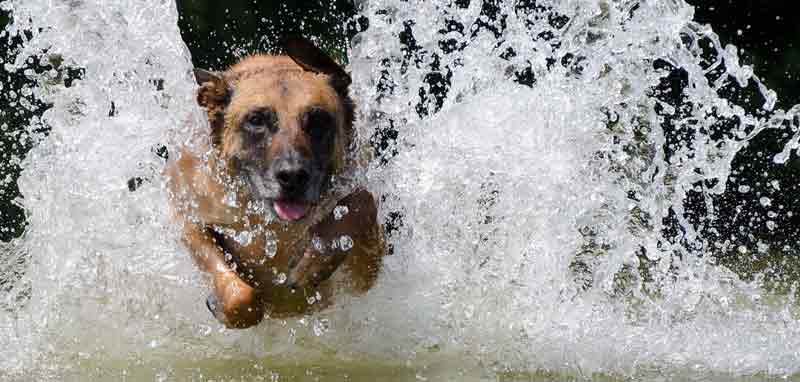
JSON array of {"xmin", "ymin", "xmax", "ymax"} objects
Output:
[
  {"xmin": 691, "ymin": 0, "xmax": 800, "ymax": 109},
  {"xmin": 176, "ymin": 0, "xmax": 360, "ymax": 70},
  {"xmin": 1, "ymin": 10, "xmax": 34, "ymax": 242}
]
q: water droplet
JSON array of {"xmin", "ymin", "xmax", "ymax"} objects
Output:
[
  {"xmin": 222, "ymin": 191, "xmax": 238, "ymax": 207},
  {"xmin": 312, "ymin": 318, "xmax": 329, "ymax": 336},
  {"xmin": 197, "ymin": 324, "xmax": 212, "ymax": 336},
  {"xmin": 333, "ymin": 205, "xmax": 349, "ymax": 220},
  {"xmin": 155, "ymin": 370, "xmax": 171, "ymax": 382},
  {"xmin": 234, "ymin": 230, "xmax": 252, "ymax": 246},
  {"xmin": 338, "ymin": 235, "xmax": 353, "ymax": 251},
  {"xmin": 264, "ymin": 230, "xmax": 278, "ymax": 258},
  {"xmin": 312, "ymin": 236, "xmax": 324, "ymax": 251}
]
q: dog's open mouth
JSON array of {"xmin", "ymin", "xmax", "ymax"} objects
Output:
[{"xmin": 273, "ymin": 199, "xmax": 311, "ymax": 221}]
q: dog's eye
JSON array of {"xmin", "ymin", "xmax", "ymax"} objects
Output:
[
  {"xmin": 243, "ymin": 110, "xmax": 276, "ymax": 134},
  {"xmin": 304, "ymin": 109, "xmax": 335, "ymax": 141},
  {"xmin": 248, "ymin": 114, "xmax": 265, "ymax": 126},
  {"xmin": 307, "ymin": 124, "xmax": 329, "ymax": 141}
]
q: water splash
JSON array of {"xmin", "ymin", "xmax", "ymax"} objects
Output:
[
  {"xmin": 350, "ymin": 0, "xmax": 800, "ymax": 377},
  {"xmin": 2, "ymin": 0, "xmax": 800, "ymax": 380}
]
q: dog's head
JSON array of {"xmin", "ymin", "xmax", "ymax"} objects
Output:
[{"xmin": 194, "ymin": 37, "xmax": 354, "ymax": 222}]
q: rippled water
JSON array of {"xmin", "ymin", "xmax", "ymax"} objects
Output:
[{"xmin": 2, "ymin": 0, "xmax": 800, "ymax": 380}]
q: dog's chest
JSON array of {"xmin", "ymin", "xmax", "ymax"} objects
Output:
[
  {"xmin": 213, "ymin": 216, "xmax": 336, "ymax": 317},
  {"xmin": 213, "ymin": 214, "xmax": 308, "ymax": 281}
]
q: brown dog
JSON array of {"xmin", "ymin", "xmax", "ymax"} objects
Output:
[{"xmin": 165, "ymin": 37, "xmax": 384, "ymax": 328}]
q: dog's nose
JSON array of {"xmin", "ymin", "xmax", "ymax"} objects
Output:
[{"xmin": 275, "ymin": 168, "xmax": 310, "ymax": 190}]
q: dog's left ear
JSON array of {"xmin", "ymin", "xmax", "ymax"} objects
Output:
[{"xmin": 284, "ymin": 36, "xmax": 352, "ymax": 93}]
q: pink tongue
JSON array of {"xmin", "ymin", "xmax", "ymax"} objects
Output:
[{"xmin": 273, "ymin": 200, "xmax": 309, "ymax": 221}]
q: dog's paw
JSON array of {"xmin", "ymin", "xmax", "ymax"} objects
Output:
[
  {"xmin": 209, "ymin": 272, "xmax": 264, "ymax": 329},
  {"xmin": 286, "ymin": 246, "xmax": 347, "ymax": 290},
  {"xmin": 205, "ymin": 293, "xmax": 224, "ymax": 321}
]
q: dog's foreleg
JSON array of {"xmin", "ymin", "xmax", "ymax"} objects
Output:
[
  {"xmin": 337, "ymin": 190, "xmax": 385, "ymax": 293},
  {"xmin": 287, "ymin": 189, "xmax": 385, "ymax": 292},
  {"xmin": 181, "ymin": 222, "xmax": 264, "ymax": 328}
]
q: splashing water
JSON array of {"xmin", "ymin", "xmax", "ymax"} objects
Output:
[{"xmin": 3, "ymin": 0, "xmax": 800, "ymax": 380}]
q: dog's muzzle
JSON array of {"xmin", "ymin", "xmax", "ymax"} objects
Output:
[{"xmin": 245, "ymin": 165, "xmax": 323, "ymax": 223}]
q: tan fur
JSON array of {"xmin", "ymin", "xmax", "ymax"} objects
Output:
[{"xmin": 166, "ymin": 49, "xmax": 383, "ymax": 328}]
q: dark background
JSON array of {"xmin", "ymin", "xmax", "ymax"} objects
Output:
[
  {"xmin": 176, "ymin": 0, "xmax": 363, "ymax": 70},
  {"xmin": 1, "ymin": 1, "xmax": 799, "ymax": 267},
  {"xmin": 689, "ymin": 1, "xmax": 800, "ymax": 269}
]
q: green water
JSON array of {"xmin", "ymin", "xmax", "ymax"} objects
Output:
[{"xmin": 5, "ymin": 352, "xmax": 799, "ymax": 382}]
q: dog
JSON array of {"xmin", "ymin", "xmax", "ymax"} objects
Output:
[{"xmin": 165, "ymin": 37, "xmax": 385, "ymax": 328}]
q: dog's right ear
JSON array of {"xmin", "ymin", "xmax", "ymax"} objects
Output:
[
  {"xmin": 194, "ymin": 69, "xmax": 230, "ymax": 146},
  {"xmin": 194, "ymin": 68, "xmax": 231, "ymax": 109},
  {"xmin": 284, "ymin": 37, "xmax": 351, "ymax": 93}
]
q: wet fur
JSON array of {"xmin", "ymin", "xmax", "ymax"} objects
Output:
[{"xmin": 166, "ymin": 39, "xmax": 384, "ymax": 328}]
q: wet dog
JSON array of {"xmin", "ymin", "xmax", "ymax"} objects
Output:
[{"xmin": 165, "ymin": 37, "xmax": 384, "ymax": 328}]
